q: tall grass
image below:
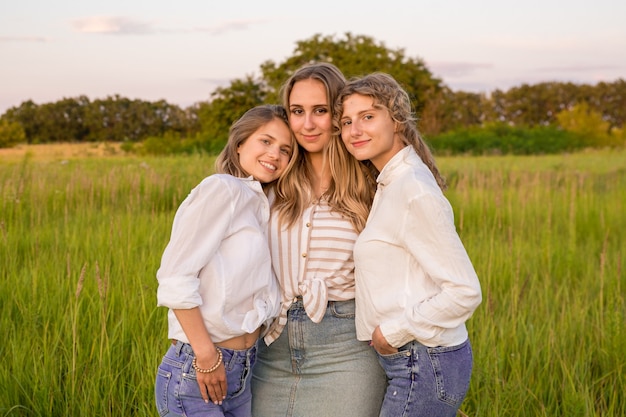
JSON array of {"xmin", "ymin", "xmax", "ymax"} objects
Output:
[
  {"xmin": 1, "ymin": 154, "xmax": 212, "ymax": 416},
  {"xmin": 1, "ymin": 149, "xmax": 624, "ymax": 416},
  {"xmin": 440, "ymin": 150, "xmax": 625, "ymax": 416}
]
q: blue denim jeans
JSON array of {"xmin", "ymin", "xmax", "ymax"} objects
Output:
[
  {"xmin": 377, "ymin": 339, "xmax": 473, "ymax": 417},
  {"xmin": 251, "ymin": 298, "xmax": 386, "ymax": 417},
  {"xmin": 155, "ymin": 340, "xmax": 256, "ymax": 417}
]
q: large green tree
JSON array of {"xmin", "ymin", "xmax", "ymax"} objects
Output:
[
  {"xmin": 191, "ymin": 32, "xmax": 443, "ymax": 150},
  {"xmin": 486, "ymin": 82, "xmax": 581, "ymax": 127},
  {"xmin": 419, "ymin": 88, "xmax": 487, "ymax": 136},
  {"xmin": 259, "ymin": 32, "xmax": 442, "ymax": 113},
  {"xmin": 584, "ymin": 79, "xmax": 626, "ymax": 129}
]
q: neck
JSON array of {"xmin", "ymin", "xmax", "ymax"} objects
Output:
[{"xmin": 307, "ymin": 153, "xmax": 331, "ymax": 198}]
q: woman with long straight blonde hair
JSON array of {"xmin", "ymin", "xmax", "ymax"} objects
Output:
[{"xmin": 251, "ymin": 63, "xmax": 386, "ymax": 417}]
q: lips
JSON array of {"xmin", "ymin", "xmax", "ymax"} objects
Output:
[
  {"xmin": 300, "ymin": 134, "xmax": 319, "ymax": 142},
  {"xmin": 351, "ymin": 139, "xmax": 370, "ymax": 148}
]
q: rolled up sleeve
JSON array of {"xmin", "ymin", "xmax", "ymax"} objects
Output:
[
  {"xmin": 156, "ymin": 177, "xmax": 233, "ymax": 309},
  {"xmin": 382, "ymin": 193, "xmax": 482, "ymax": 347}
]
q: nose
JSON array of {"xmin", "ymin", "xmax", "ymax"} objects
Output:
[
  {"xmin": 266, "ymin": 144, "xmax": 279, "ymax": 159},
  {"xmin": 303, "ymin": 113, "xmax": 315, "ymax": 130},
  {"xmin": 350, "ymin": 121, "xmax": 362, "ymax": 136}
]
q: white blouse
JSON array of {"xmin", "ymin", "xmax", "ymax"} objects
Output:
[
  {"xmin": 156, "ymin": 174, "xmax": 281, "ymax": 344},
  {"xmin": 354, "ymin": 146, "xmax": 482, "ymax": 348}
]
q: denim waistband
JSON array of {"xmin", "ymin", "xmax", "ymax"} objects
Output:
[
  {"xmin": 289, "ymin": 296, "xmax": 354, "ymax": 311},
  {"xmin": 170, "ymin": 339, "xmax": 256, "ymax": 362}
]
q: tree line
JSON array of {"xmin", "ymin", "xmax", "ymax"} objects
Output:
[{"xmin": 1, "ymin": 33, "xmax": 624, "ymax": 153}]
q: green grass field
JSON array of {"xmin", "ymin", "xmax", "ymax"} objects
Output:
[{"xmin": 1, "ymin": 148, "xmax": 624, "ymax": 416}]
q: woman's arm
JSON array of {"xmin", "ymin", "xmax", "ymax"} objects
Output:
[
  {"xmin": 380, "ymin": 192, "xmax": 482, "ymax": 347},
  {"xmin": 173, "ymin": 308, "xmax": 226, "ymax": 405}
]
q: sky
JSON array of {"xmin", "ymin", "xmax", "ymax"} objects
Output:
[{"xmin": 1, "ymin": 0, "xmax": 625, "ymax": 115}]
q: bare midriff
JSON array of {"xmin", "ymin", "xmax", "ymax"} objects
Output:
[{"xmin": 215, "ymin": 328, "xmax": 261, "ymax": 350}]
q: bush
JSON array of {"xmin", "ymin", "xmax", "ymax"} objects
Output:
[
  {"xmin": 0, "ymin": 119, "xmax": 26, "ymax": 148},
  {"xmin": 556, "ymin": 103, "xmax": 623, "ymax": 148},
  {"xmin": 125, "ymin": 131, "xmax": 226, "ymax": 156},
  {"xmin": 128, "ymin": 132, "xmax": 193, "ymax": 155},
  {"xmin": 428, "ymin": 123, "xmax": 590, "ymax": 155}
]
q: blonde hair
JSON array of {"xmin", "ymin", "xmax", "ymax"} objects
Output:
[
  {"xmin": 335, "ymin": 72, "xmax": 446, "ymax": 190},
  {"xmin": 272, "ymin": 62, "xmax": 376, "ymax": 232},
  {"xmin": 214, "ymin": 104, "xmax": 298, "ymax": 186}
]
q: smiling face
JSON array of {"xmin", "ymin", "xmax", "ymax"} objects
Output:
[
  {"xmin": 287, "ymin": 78, "xmax": 332, "ymax": 155},
  {"xmin": 340, "ymin": 93, "xmax": 405, "ymax": 171},
  {"xmin": 237, "ymin": 118, "xmax": 293, "ymax": 183}
]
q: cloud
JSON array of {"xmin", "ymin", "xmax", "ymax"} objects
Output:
[
  {"xmin": 0, "ymin": 36, "xmax": 48, "ymax": 42},
  {"xmin": 482, "ymin": 35, "xmax": 580, "ymax": 50},
  {"xmin": 71, "ymin": 16, "xmax": 268, "ymax": 36},
  {"xmin": 533, "ymin": 65, "xmax": 621, "ymax": 73},
  {"xmin": 71, "ymin": 16, "xmax": 156, "ymax": 34},
  {"xmin": 428, "ymin": 61, "xmax": 493, "ymax": 78}
]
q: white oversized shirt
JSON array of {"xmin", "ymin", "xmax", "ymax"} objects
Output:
[
  {"xmin": 156, "ymin": 174, "xmax": 281, "ymax": 344},
  {"xmin": 354, "ymin": 146, "xmax": 482, "ymax": 348}
]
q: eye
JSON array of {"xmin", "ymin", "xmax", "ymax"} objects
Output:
[
  {"xmin": 341, "ymin": 119, "xmax": 352, "ymax": 127},
  {"xmin": 364, "ymin": 114, "xmax": 373, "ymax": 120},
  {"xmin": 290, "ymin": 108, "xmax": 303, "ymax": 115},
  {"xmin": 314, "ymin": 107, "xmax": 328, "ymax": 115},
  {"xmin": 260, "ymin": 138, "xmax": 270, "ymax": 145},
  {"xmin": 280, "ymin": 147, "xmax": 291, "ymax": 156}
]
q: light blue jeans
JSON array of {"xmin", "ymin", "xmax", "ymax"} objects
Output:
[
  {"xmin": 377, "ymin": 339, "xmax": 473, "ymax": 417},
  {"xmin": 155, "ymin": 340, "xmax": 256, "ymax": 417},
  {"xmin": 251, "ymin": 298, "xmax": 386, "ymax": 417}
]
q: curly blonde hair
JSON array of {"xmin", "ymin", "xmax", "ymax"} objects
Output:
[{"xmin": 335, "ymin": 72, "xmax": 446, "ymax": 190}]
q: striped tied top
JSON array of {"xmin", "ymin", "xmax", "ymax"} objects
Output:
[{"xmin": 264, "ymin": 199, "xmax": 358, "ymax": 345}]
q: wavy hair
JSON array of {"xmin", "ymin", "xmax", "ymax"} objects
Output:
[
  {"xmin": 272, "ymin": 62, "xmax": 376, "ymax": 232},
  {"xmin": 335, "ymin": 72, "xmax": 446, "ymax": 191}
]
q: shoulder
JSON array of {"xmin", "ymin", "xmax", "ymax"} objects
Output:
[
  {"xmin": 382, "ymin": 164, "xmax": 447, "ymax": 222},
  {"xmin": 196, "ymin": 174, "xmax": 246, "ymax": 193},
  {"xmin": 391, "ymin": 163, "xmax": 439, "ymax": 197},
  {"xmin": 183, "ymin": 174, "xmax": 243, "ymax": 205},
  {"xmin": 199, "ymin": 173, "xmax": 240, "ymax": 186}
]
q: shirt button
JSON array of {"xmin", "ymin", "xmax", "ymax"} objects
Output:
[
  {"xmin": 306, "ymin": 222, "xmax": 311, "ymax": 227},
  {"xmin": 301, "ymin": 253, "xmax": 307, "ymax": 258}
]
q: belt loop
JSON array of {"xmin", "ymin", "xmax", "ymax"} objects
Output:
[{"xmin": 173, "ymin": 340, "xmax": 185, "ymax": 356}]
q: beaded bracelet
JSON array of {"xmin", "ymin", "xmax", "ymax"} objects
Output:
[{"xmin": 192, "ymin": 347, "xmax": 223, "ymax": 373}]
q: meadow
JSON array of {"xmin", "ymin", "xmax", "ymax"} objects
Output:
[{"xmin": 1, "ymin": 145, "xmax": 624, "ymax": 416}]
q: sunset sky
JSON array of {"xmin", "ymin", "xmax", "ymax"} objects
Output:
[{"xmin": 1, "ymin": 0, "xmax": 625, "ymax": 114}]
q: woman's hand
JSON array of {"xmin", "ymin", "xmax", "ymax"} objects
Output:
[
  {"xmin": 194, "ymin": 354, "xmax": 227, "ymax": 405},
  {"xmin": 371, "ymin": 325, "xmax": 397, "ymax": 355},
  {"xmin": 171, "ymin": 308, "xmax": 228, "ymax": 405}
]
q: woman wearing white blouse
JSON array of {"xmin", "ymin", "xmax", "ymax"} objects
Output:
[
  {"xmin": 337, "ymin": 73, "xmax": 482, "ymax": 417},
  {"xmin": 155, "ymin": 105, "xmax": 296, "ymax": 417}
]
